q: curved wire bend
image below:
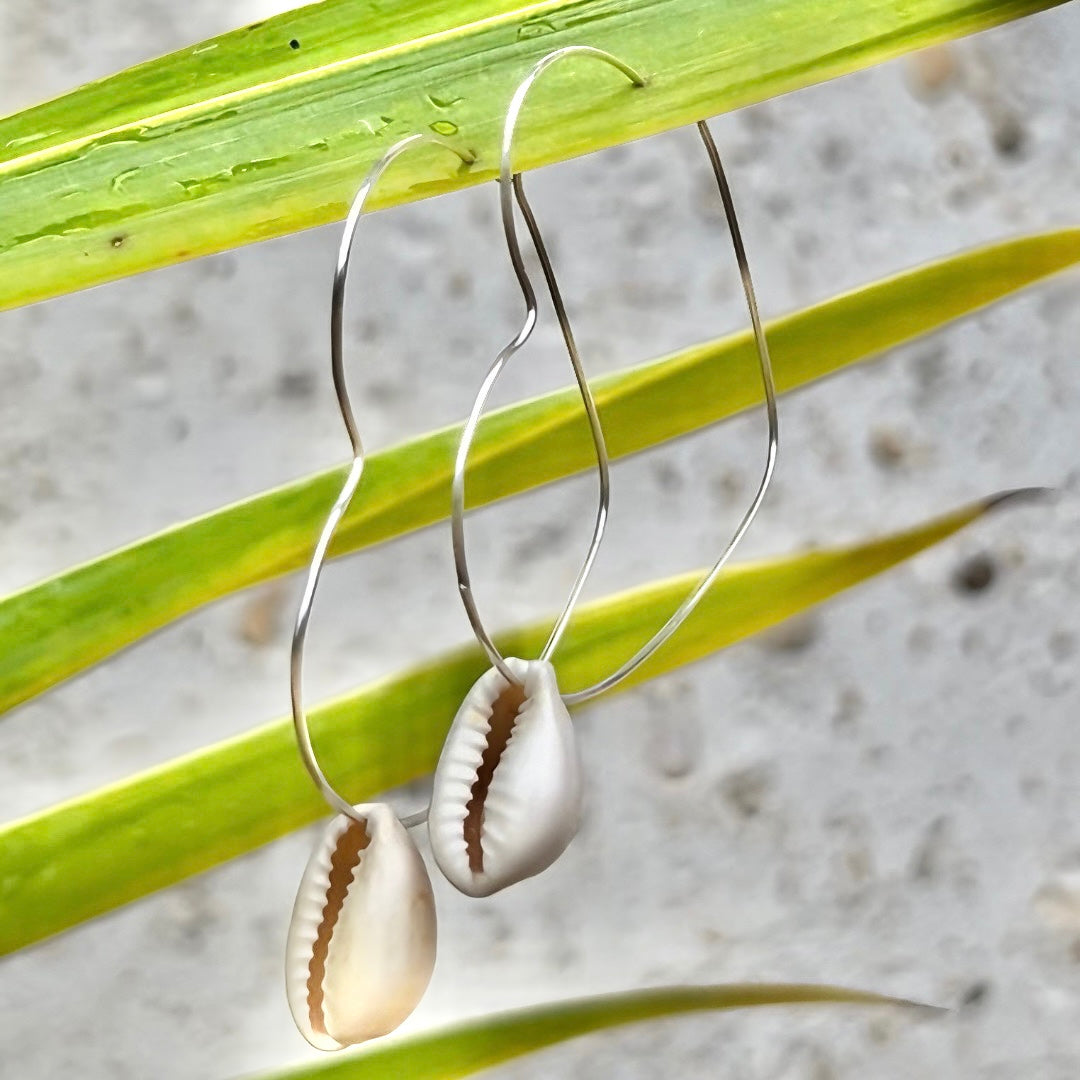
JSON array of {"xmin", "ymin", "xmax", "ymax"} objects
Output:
[
  {"xmin": 291, "ymin": 134, "xmax": 475, "ymax": 828},
  {"xmin": 561, "ymin": 120, "xmax": 779, "ymax": 705},
  {"xmin": 451, "ymin": 46, "xmax": 647, "ymax": 686}
]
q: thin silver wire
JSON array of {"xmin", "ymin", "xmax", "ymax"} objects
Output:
[
  {"xmin": 561, "ymin": 119, "xmax": 779, "ymax": 705},
  {"xmin": 291, "ymin": 133, "xmax": 474, "ymax": 828},
  {"xmin": 450, "ymin": 46, "xmax": 647, "ymax": 686}
]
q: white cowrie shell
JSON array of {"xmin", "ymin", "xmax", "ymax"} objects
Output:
[
  {"xmin": 428, "ymin": 658, "xmax": 582, "ymax": 897},
  {"xmin": 286, "ymin": 803, "xmax": 437, "ymax": 1050}
]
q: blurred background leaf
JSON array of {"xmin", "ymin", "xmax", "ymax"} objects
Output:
[
  {"xmin": 0, "ymin": 491, "xmax": 1032, "ymax": 956},
  {"xmin": 247, "ymin": 984, "xmax": 928, "ymax": 1080},
  {"xmin": 1, "ymin": 230, "xmax": 1074, "ymax": 718}
]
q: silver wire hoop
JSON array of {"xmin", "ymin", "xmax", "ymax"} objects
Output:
[
  {"xmin": 451, "ymin": 49, "xmax": 779, "ymax": 706},
  {"xmin": 561, "ymin": 119, "xmax": 778, "ymax": 705},
  {"xmin": 450, "ymin": 46, "xmax": 647, "ymax": 687},
  {"xmin": 291, "ymin": 134, "xmax": 474, "ymax": 829}
]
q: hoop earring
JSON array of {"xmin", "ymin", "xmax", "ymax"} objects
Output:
[
  {"xmin": 428, "ymin": 46, "xmax": 779, "ymax": 899},
  {"xmin": 285, "ymin": 134, "xmax": 473, "ymax": 1051}
]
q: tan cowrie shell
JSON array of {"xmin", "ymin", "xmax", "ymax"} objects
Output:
[
  {"xmin": 428, "ymin": 658, "xmax": 582, "ymax": 897},
  {"xmin": 286, "ymin": 803, "xmax": 437, "ymax": 1050}
]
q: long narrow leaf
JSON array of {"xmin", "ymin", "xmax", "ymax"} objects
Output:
[
  {"xmin": 0, "ymin": 0, "xmax": 1066, "ymax": 310},
  {"xmin": 249, "ymin": 984, "xmax": 926, "ymax": 1080},
  {"xmin": 0, "ymin": 492, "xmax": 1029, "ymax": 956},
  {"xmin": 0, "ymin": 232, "xmax": 1076, "ymax": 717}
]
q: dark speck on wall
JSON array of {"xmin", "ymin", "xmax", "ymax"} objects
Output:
[
  {"xmin": 952, "ymin": 552, "xmax": 997, "ymax": 595},
  {"xmin": 992, "ymin": 114, "xmax": 1027, "ymax": 159},
  {"xmin": 960, "ymin": 980, "xmax": 991, "ymax": 1008}
]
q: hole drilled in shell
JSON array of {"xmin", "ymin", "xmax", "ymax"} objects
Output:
[
  {"xmin": 463, "ymin": 681, "xmax": 527, "ymax": 872},
  {"xmin": 307, "ymin": 819, "xmax": 370, "ymax": 1036}
]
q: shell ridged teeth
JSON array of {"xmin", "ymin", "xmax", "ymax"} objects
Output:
[
  {"xmin": 285, "ymin": 803, "xmax": 437, "ymax": 1050},
  {"xmin": 428, "ymin": 658, "xmax": 582, "ymax": 898}
]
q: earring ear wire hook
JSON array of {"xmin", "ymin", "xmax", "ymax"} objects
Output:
[
  {"xmin": 291, "ymin": 133, "xmax": 474, "ymax": 829},
  {"xmin": 451, "ymin": 46, "xmax": 647, "ymax": 687}
]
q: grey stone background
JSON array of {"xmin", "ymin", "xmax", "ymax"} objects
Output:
[{"xmin": 1, "ymin": 2, "xmax": 1079, "ymax": 1077}]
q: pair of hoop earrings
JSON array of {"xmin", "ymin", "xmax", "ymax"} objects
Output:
[{"xmin": 285, "ymin": 46, "xmax": 779, "ymax": 1051}]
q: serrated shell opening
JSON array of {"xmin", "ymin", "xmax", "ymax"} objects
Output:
[
  {"xmin": 306, "ymin": 818, "xmax": 370, "ymax": 1038},
  {"xmin": 463, "ymin": 680, "xmax": 527, "ymax": 873}
]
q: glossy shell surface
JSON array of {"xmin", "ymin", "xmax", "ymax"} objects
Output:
[
  {"xmin": 428, "ymin": 658, "xmax": 582, "ymax": 897},
  {"xmin": 286, "ymin": 803, "xmax": 437, "ymax": 1050}
]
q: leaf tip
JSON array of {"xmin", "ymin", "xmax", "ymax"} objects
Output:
[
  {"xmin": 982, "ymin": 486, "xmax": 1055, "ymax": 513},
  {"xmin": 896, "ymin": 997, "xmax": 952, "ymax": 1019}
]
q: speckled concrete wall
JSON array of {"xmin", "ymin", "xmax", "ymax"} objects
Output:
[{"xmin": 1, "ymin": 3, "xmax": 1078, "ymax": 1078}]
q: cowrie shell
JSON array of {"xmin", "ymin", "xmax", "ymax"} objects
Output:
[
  {"xmin": 428, "ymin": 658, "xmax": 582, "ymax": 897},
  {"xmin": 286, "ymin": 803, "xmax": 437, "ymax": 1050}
]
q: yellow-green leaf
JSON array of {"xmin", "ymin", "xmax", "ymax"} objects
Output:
[
  {"xmin": 0, "ymin": 232, "xmax": 1075, "ymax": 717},
  {"xmin": 0, "ymin": 492, "xmax": 1029, "ymax": 956},
  {"xmin": 0, "ymin": 0, "xmax": 1066, "ymax": 310},
  {"xmin": 248, "ymin": 984, "xmax": 925, "ymax": 1080}
]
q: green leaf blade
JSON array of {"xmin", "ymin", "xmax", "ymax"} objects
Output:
[
  {"xmin": 251, "ymin": 984, "xmax": 924, "ymax": 1080},
  {"xmin": 0, "ymin": 493, "xmax": 1024, "ymax": 956},
  {"xmin": 0, "ymin": 0, "xmax": 1066, "ymax": 310},
  {"xmin": 0, "ymin": 232, "xmax": 1075, "ymax": 717}
]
